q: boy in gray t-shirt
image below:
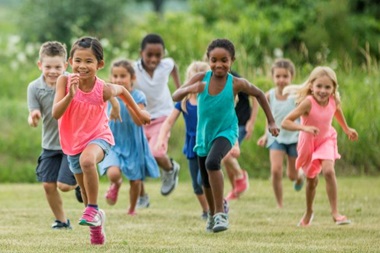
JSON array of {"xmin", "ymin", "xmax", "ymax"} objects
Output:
[{"xmin": 27, "ymin": 41, "xmax": 82, "ymax": 230}]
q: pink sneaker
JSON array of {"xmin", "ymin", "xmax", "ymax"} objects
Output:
[
  {"xmin": 127, "ymin": 209, "xmax": 137, "ymax": 216},
  {"xmin": 234, "ymin": 170, "xmax": 249, "ymax": 196},
  {"xmin": 79, "ymin": 206, "xmax": 102, "ymax": 226},
  {"xmin": 90, "ymin": 209, "xmax": 106, "ymax": 245},
  {"xmin": 105, "ymin": 180, "xmax": 122, "ymax": 205},
  {"xmin": 225, "ymin": 191, "xmax": 238, "ymax": 201}
]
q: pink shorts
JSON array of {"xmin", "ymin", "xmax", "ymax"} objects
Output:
[{"xmin": 143, "ymin": 116, "xmax": 170, "ymax": 158}]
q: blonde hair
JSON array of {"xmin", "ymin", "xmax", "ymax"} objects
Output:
[
  {"xmin": 181, "ymin": 61, "xmax": 210, "ymax": 113},
  {"xmin": 284, "ymin": 66, "xmax": 341, "ymax": 105}
]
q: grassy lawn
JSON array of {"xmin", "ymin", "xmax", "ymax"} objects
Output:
[{"xmin": 0, "ymin": 177, "xmax": 379, "ymax": 252}]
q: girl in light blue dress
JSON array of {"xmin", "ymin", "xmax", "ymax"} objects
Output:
[{"xmin": 99, "ymin": 59, "xmax": 159, "ymax": 215}]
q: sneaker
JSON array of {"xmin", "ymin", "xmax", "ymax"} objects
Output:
[
  {"xmin": 160, "ymin": 159, "xmax": 180, "ymax": 196},
  {"xmin": 225, "ymin": 191, "xmax": 238, "ymax": 202},
  {"xmin": 136, "ymin": 194, "xmax": 150, "ymax": 209},
  {"xmin": 79, "ymin": 206, "xmax": 102, "ymax": 226},
  {"xmin": 90, "ymin": 209, "xmax": 106, "ymax": 245},
  {"xmin": 234, "ymin": 170, "xmax": 249, "ymax": 196},
  {"xmin": 105, "ymin": 180, "xmax": 122, "ymax": 205},
  {"xmin": 223, "ymin": 198, "xmax": 229, "ymax": 214},
  {"xmin": 293, "ymin": 171, "xmax": 305, "ymax": 192},
  {"xmin": 201, "ymin": 211, "xmax": 208, "ymax": 220},
  {"xmin": 205, "ymin": 213, "xmax": 214, "ymax": 232},
  {"xmin": 75, "ymin": 186, "xmax": 83, "ymax": 203},
  {"xmin": 213, "ymin": 212, "xmax": 229, "ymax": 233},
  {"xmin": 127, "ymin": 209, "xmax": 137, "ymax": 216},
  {"xmin": 51, "ymin": 219, "xmax": 72, "ymax": 230}
]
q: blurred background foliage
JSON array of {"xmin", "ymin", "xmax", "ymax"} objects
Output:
[{"xmin": 0, "ymin": 0, "xmax": 379, "ymax": 182}]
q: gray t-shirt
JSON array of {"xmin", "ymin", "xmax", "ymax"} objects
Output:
[{"xmin": 27, "ymin": 75, "xmax": 61, "ymax": 150}]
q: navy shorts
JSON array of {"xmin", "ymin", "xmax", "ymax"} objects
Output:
[{"xmin": 36, "ymin": 149, "xmax": 76, "ymax": 185}]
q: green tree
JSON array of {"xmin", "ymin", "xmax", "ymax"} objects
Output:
[{"xmin": 17, "ymin": 0, "xmax": 127, "ymax": 48}]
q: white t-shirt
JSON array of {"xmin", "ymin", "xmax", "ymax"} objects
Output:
[{"xmin": 134, "ymin": 58, "xmax": 175, "ymax": 119}]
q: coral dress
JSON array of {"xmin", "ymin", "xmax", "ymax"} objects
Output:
[{"xmin": 296, "ymin": 95, "xmax": 340, "ymax": 178}]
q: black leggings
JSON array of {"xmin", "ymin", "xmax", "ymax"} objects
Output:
[{"xmin": 198, "ymin": 137, "xmax": 232, "ymax": 188}]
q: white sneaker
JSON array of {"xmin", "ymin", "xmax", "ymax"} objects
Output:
[
  {"xmin": 213, "ymin": 212, "xmax": 229, "ymax": 233},
  {"xmin": 160, "ymin": 159, "xmax": 180, "ymax": 196},
  {"xmin": 136, "ymin": 194, "xmax": 150, "ymax": 209}
]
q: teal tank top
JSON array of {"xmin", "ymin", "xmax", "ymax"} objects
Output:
[{"xmin": 194, "ymin": 71, "xmax": 238, "ymax": 157}]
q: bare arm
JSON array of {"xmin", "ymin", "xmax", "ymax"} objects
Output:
[
  {"xmin": 334, "ymin": 106, "xmax": 358, "ymax": 141},
  {"xmin": 170, "ymin": 64, "xmax": 181, "ymax": 89},
  {"xmin": 109, "ymin": 97, "xmax": 122, "ymax": 122},
  {"xmin": 257, "ymin": 92, "xmax": 270, "ymax": 147},
  {"xmin": 52, "ymin": 75, "xmax": 76, "ymax": 119},
  {"xmin": 172, "ymin": 72, "xmax": 205, "ymax": 101},
  {"xmin": 28, "ymin": 110, "xmax": 41, "ymax": 127},
  {"xmin": 155, "ymin": 108, "xmax": 181, "ymax": 152},
  {"xmin": 235, "ymin": 78, "xmax": 279, "ymax": 136},
  {"xmin": 104, "ymin": 83, "xmax": 150, "ymax": 125},
  {"xmin": 281, "ymin": 98, "xmax": 319, "ymax": 135}
]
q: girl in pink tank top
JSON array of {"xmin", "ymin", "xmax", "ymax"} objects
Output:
[
  {"xmin": 282, "ymin": 66, "xmax": 358, "ymax": 227},
  {"xmin": 52, "ymin": 36, "xmax": 150, "ymax": 245}
]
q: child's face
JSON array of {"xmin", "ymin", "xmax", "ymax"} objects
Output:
[
  {"xmin": 38, "ymin": 56, "xmax": 67, "ymax": 86},
  {"xmin": 140, "ymin": 43, "xmax": 164, "ymax": 72},
  {"xmin": 69, "ymin": 48, "xmax": 104, "ymax": 80},
  {"xmin": 208, "ymin": 48, "xmax": 233, "ymax": 78},
  {"xmin": 272, "ymin": 67, "xmax": 292, "ymax": 89},
  {"xmin": 111, "ymin": 66, "xmax": 134, "ymax": 91},
  {"xmin": 310, "ymin": 75, "xmax": 334, "ymax": 105}
]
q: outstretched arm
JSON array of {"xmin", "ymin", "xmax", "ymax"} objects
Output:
[
  {"xmin": 109, "ymin": 97, "xmax": 122, "ymax": 122},
  {"xmin": 172, "ymin": 72, "xmax": 205, "ymax": 101},
  {"xmin": 104, "ymin": 83, "xmax": 150, "ymax": 125},
  {"xmin": 170, "ymin": 64, "xmax": 181, "ymax": 89},
  {"xmin": 244, "ymin": 96, "xmax": 259, "ymax": 140},
  {"xmin": 155, "ymin": 108, "xmax": 181, "ymax": 152},
  {"xmin": 334, "ymin": 106, "xmax": 358, "ymax": 141}
]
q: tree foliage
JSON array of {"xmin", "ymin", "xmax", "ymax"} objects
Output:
[{"xmin": 17, "ymin": 0, "xmax": 127, "ymax": 48}]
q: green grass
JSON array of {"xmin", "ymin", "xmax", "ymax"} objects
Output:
[{"xmin": 0, "ymin": 177, "xmax": 379, "ymax": 252}]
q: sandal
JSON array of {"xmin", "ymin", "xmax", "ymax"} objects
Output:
[
  {"xmin": 297, "ymin": 213, "xmax": 314, "ymax": 227},
  {"xmin": 333, "ymin": 215, "xmax": 351, "ymax": 225}
]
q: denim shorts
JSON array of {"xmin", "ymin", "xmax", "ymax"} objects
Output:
[
  {"xmin": 268, "ymin": 140, "xmax": 298, "ymax": 157},
  {"xmin": 67, "ymin": 139, "xmax": 112, "ymax": 174}
]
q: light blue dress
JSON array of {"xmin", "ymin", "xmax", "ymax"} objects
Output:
[{"xmin": 98, "ymin": 89, "xmax": 159, "ymax": 180}]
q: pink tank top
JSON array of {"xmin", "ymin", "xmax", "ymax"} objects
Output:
[{"xmin": 58, "ymin": 75, "xmax": 115, "ymax": 155}]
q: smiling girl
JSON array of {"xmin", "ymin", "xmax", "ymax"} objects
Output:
[{"xmin": 282, "ymin": 66, "xmax": 358, "ymax": 227}]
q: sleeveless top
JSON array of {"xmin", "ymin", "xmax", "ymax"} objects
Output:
[
  {"xmin": 296, "ymin": 95, "xmax": 340, "ymax": 172},
  {"xmin": 58, "ymin": 75, "xmax": 114, "ymax": 155},
  {"xmin": 175, "ymin": 100, "xmax": 197, "ymax": 159},
  {"xmin": 194, "ymin": 71, "xmax": 238, "ymax": 157},
  {"xmin": 266, "ymin": 88, "xmax": 299, "ymax": 147}
]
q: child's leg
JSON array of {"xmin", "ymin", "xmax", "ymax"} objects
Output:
[
  {"xmin": 74, "ymin": 173, "xmax": 87, "ymax": 205},
  {"xmin": 198, "ymin": 156, "xmax": 214, "ymax": 215},
  {"xmin": 206, "ymin": 137, "xmax": 232, "ymax": 214},
  {"xmin": 105, "ymin": 166, "xmax": 122, "ymax": 205},
  {"xmin": 286, "ymin": 156, "xmax": 298, "ymax": 181},
  {"xmin": 106, "ymin": 166, "xmax": 122, "ymax": 184},
  {"xmin": 80, "ymin": 143, "xmax": 105, "ymax": 205},
  {"xmin": 269, "ymin": 149, "xmax": 285, "ymax": 208},
  {"xmin": 43, "ymin": 182, "xmax": 66, "ymax": 222},
  {"xmin": 303, "ymin": 176, "xmax": 318, "ymax": 223},
  {"xmin": 321, "ymin": 160, "xmax": 340, "ymax": 218},
  {"xmin": 189, "ymin": 157, "xmax": 209, "ymax": 213},
  {"xmin": 129, "ymin": 180, "xmax": 142, "ymax": 214}
]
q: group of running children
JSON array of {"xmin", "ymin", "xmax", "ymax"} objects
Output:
[{"xmin": 27, "ymin": 33, "xmax": 358, "ymax": 245}]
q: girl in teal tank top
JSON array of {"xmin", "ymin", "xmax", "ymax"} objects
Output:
[{"xmin": 172, "ymin": 39, "xmax": 279, "ymax": 233}]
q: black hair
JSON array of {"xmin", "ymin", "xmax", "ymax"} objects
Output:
[
  {"xmin": 111, "ymin": 59, "xmax": 135, "ymax": 76},
  {"xmin": 206, "ymin": 38, "xmax": 235, "ymax": 60},
  {"xmin": 140, "ymin": 33, "xmax": 165, "ymax": 50},
  {"xmin": 70, "ymin": 36, "xmax": 104, "ymax": 62}
]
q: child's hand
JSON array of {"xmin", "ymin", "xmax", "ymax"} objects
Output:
[
  {"xmin": 268, "ymin": 122, "xmax": 280, "ymax": 137},
  {"xmin": 303, "ymin": 126, "xmax": 319, "ymax": 136},
  {"xmin": 154, "ymin": 139, "xmax": 167, "ymax": 152},
  {"xmin": 109, "ymin": 108, "xmax": 122, "ymax": 122},
  {"xmin": 69, "ymin": 74, "xmax": 80, "ymax": 97},
  {"xmin": 140, "ymin": 110, "xmax": 151, "ymax": 125},
  {"xmin": 188, "ymin": 81, "xmax": 205, "ymax": 93},
  {"xmin": 257, "ymin": 135, "xmax": 267, "ymax": 147},
  {"xmin": 346, "ymin": 127, "xmax": 358, "ymax": 141},
  {"xmin": 28, "ymin": 110, "xmax": 41, "ymax": 127}
]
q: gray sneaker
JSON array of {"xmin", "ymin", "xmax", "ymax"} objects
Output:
[
  {"xmin": 213, "ymin": 212, "xmax": 229, "ymax": 233},
  {"xmin": 136, "ymin": 194, "xmax": 150, "ymax": 209},
  {"xmin": 205, "ymin": 213, "xmax": 214, "ymax": 233},
  {"xmin": 160, "ymin": 159, "xmax": 180, "ymax": 196}
]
